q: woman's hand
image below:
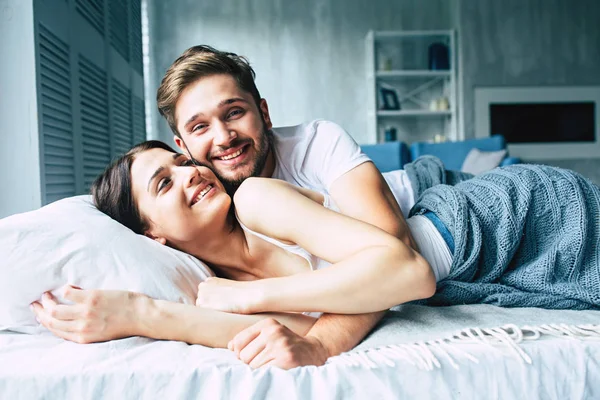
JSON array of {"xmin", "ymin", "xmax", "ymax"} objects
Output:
[
  {"xmin": 30, "ymin": 285, "xmax": 146, "ymax": 344},
  {"xmin": 196, "ymin": 277, "xmax": 264, "ymax": 314}
]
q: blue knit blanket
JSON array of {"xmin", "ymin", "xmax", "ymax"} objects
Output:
[
  {"xmin": 408, "ymin": 159, "xmax": 600, "ymax": 310},
  {"xmin": 404, "ymin": 155, "xmax": 474, "ymax": 198}
]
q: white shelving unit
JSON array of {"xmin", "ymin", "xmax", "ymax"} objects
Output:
[{"xmin": 365, "ymin": 30, "xmax": 459, "ymax": 144}]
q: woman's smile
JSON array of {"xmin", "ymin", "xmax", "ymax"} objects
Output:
[{"xmin": 191, "ymin": 184, "xmax": 216, "ymax": 206}]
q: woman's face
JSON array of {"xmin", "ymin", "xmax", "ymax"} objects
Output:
[{"xmin": 130, "ymin": 148, "xmax": 231, "ymax": 246}]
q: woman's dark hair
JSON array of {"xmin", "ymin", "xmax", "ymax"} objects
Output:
[{"xmin": 91, "ymin": 140, "xmax": 177, "ymax": 234}]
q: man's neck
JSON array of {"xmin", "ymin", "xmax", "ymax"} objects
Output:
[{"xmin": 259, "ymin": 147, "xmax": 276, "ymax": 178}]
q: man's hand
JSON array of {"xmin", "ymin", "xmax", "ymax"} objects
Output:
[
  {"xmin": 196, "ymin": 277, "xmax": 263, "ymax": 314},
  {"xmin": 228, "ymin": 318, "xmax": 329, "ymax": 369},
  {"xmin": 30, "ymin": 285, "xmax": 143, "ymax": 344}
]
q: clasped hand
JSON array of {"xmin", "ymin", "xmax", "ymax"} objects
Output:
[
  {"xmin": 195, "ymin": 277, "xmax": 264, "ymax": 314},
  {"xmin": 30, "ymin": 285, "xmax": 139, "ymax": 343}
]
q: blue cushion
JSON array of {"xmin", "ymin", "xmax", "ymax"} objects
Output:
[
  {"xmin": 500, "ymin": 156, "xmax": 521, "ymax": 166},
  {"xmin": 361, "ymin": 142, "xmax": 410, "ymax": 172},
  {"xmin": 409, "ymin": 135, "xmax": 507, "ymax": 171}
]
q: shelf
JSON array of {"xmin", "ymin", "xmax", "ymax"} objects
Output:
[
  {"xmin": 377, "ymin": 110, "xmax": 452, "ymax": 117},
  {"xmin": 373, "ymin": 30, "xmax": 453, "ymax": 39},
  {"xmin": 366, "ymin": 29, "xmax": 459, "ymax": 144},
  {"xmin": 376, "ymin": 70, "xmax": 451, "ymax": 78}
]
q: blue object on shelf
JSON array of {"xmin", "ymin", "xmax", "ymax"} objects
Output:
[
  {"xmin": 428, "ymin": 42, "xmax": 450, "ymax": 70},
  {"xmin": 384, "ymin": 127, "xmax": 397, "ymax": 142}
]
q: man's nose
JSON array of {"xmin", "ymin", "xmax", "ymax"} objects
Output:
[{"xmin": 213, "ymin": 121, "xmax": 237, "ymax": 147}]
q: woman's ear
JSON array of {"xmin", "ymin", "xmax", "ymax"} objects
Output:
[{"xmin": 144, "ymin": 231, "xmax": 167, "ymax": 245}]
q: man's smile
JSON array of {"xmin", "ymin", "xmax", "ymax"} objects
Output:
[{"xmin": 212, "ymin": 144, "xmax": 251, "ymax": 166}]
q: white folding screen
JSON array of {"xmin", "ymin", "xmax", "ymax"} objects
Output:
[{"xmin": 34, "ymin": 0, "xmax": 145, "ymax": 205}]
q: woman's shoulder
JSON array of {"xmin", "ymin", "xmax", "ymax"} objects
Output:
[
  {"xmin": 233, "ymin": 178, "xmax": 325, "ymax": 235},
  {"xmin": 234, "ymin": 178, "xmax": 324, "ymax": 207}
]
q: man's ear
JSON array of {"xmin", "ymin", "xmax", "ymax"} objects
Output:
[
  {"xmin": 174, "ymin": 136, "xmax": 184, "ymax": 152},
  {"xmin": 259, "ymin": 99, "xmax": 273, "ymax": 129},
  {"xmin": 144, "ymin": 231, "xmax": 167, "ymax": 245}
]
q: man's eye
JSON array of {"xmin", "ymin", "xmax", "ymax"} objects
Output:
[
  {"xmin": 182, "ymin": 159, "xmax": 196, "ymax": 167},
  {"xmin": 227, "ymin": 109, "xmax": 243, "ymax": 119},
  {"xmin": 158, "ymin": 177, "xmax": 172, "ymax": 192}
]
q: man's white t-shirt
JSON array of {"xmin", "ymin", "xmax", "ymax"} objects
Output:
[{"xmin": 270, "ymin": 119, "xmax": 415, "ymax": 217}]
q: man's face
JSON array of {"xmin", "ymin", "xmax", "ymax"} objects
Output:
[{"xmin": 173, "ymin": 74, "xmax": 273, "ymax": 191}]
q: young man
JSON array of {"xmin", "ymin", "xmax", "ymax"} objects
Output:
[{"xmin": 155, "ymin": 45, "xmax": 417, "ymax": 369}]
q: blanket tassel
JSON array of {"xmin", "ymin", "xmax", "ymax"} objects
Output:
[{"xmin": 328, "ymin": 323, "xmax": 600, "ymax": 370}]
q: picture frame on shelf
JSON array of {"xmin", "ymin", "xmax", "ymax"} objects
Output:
[{"xmin": 379, "ymin": 87, "xmax": 400, "ymax": 110}]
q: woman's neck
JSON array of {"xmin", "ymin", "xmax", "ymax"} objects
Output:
[{"xmin": 180, "ymin": 211, "xmax": 259, "ymax": 280}]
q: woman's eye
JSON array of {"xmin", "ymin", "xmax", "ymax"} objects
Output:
[
  {"xmin": 191, "ymin": 124, "xmax": 206, "ymax": 133},
  {"xmin": 158, "ymin": 177, "xmax": 172, "ymax": 192}
]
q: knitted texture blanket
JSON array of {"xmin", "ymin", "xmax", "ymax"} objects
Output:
[
  {"xmin": 404, "ymin": 155, "xmax": 474, "ymax": 199},
  {"xmin": 409, "ymin": 161, "xmax": 600, "ymax": 310}
]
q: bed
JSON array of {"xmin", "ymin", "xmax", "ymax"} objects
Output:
[
  {"xmin": 1, "ymin": 304, "xmax": 599, "ymax": 399},
  {"xmin": 1, "ymin": 195, "xmax": 599, "ymax": 399}
]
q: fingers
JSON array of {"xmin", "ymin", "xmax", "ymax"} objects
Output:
[
  {"xmin": 43, "ymin": 322, "xmax": 88, "ymax": 344},
  {"xmin": 39, "ymin": 292, "xmax": 84, "ymax": 320},
  {"xmin": 31, "ymin": 289, "xmax": 88, "ymax": 336},
  {"xmin": 61, "ymin": 285, "xmax": 87, "ymax": 302},
  {"xmin": 247, "ymin": 346, "xmax": 275, "ymax": 369},
  {"xmin": 229, "ymin": 319, "xmax": 275, "ymax": 356},
  {"xmin": 237, "ymin": 331, "xmax": 269, "ymax": 366},
  {"xmin": 260, "ymin": 359, "xmax": 280, "ymax": 369},
  {"xmin": 31, "ymin": 301, "xmax": 80, "ymax": 333}
]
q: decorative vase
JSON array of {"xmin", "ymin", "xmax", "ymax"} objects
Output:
[{"xmin": 428, "ymin": 42, "xmax": 450, "ymax": 70}]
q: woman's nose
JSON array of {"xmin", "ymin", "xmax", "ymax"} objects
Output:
[{"xmin": 183, "ymin": 165, "xmax": 201, "ymax": 188}]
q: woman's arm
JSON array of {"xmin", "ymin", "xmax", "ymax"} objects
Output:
[
  {"xmin": 31, "ymin": 286, "xmax": 315, "ymax": 347},
  {"xmin": 215, "ymin": 178, "xmax": 437, "ymax": 315},
  {"xmin": 139, "ymin": 297, "xmax": 315, "ymax": 348}
]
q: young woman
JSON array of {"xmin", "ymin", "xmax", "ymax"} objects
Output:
[
  {"xmin": 32, "ymin": 140, "xmax": 600, "ymax": 348},
  {"xmin": 94, "ymin": 140, "xmax": 437, "ymax": 315}
]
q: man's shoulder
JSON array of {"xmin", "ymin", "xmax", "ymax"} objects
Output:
[
  {"xmin": 272, "ymin": 119, "xmax": 318, "ymax": 140},
  {"xmin": 272, "ymin": 119, "xmax": 347, "ymax": 142}
]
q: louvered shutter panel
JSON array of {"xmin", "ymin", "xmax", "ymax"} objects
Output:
[
  {"xmin": 132, "ymin": 96, "xmax": 146, "ymax": 145},
  {"xmin": 109, "ymin": 0, "xmax": 129, "ymax": 61},
  {"xmin": 131, "ymin": 0, "xmax": 143, "ymax": 74},
  {"xmin": 111, "ymin": 79, "xmax": 133, "ymax": 156},
  {"xmin": 38, "ymin": 24, "xmax": 76, "ymax": 204},
  {"xmin": 79, "ymin": 56, "xmax": 110, "ymax": 191},
  {"xmin": 35, "ymin": 0, "xmax": 145, "ymax": 204},
  {"xmin": 75, "ymin": 0, "xmax": 104, "ymax": 37}
]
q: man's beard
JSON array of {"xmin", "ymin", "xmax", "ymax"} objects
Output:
[{"xmin": 216, "ymin": 123, "xmax": 273, "ymax": 195}]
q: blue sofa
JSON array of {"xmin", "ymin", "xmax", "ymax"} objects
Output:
[{"xmin": 361, "ymin": 135, "xmax": 521, "ymax": 173}]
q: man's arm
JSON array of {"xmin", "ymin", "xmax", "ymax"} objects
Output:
[
  {"xmin": 306, "ymin": 161, "xmax": 413, "ymax": 358},
  {"xmin": 304, "ymin": 311, "xmax": 386, "ymax": 358},
  {"xmin": 226, "ymin": 162, "xmax": 415, "ymax": 369},
  {"xmin": 329, "ymin": 161, "xmax": 413, "ymax": 246}
]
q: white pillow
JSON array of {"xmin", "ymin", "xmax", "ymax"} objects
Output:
[
  {"xmin": 461, "ymin": 148, "xmax": 507, "ymax": 175},
  {"xmin": 0, "ymin": 195, "xmax": 214, "ymax": 333}
]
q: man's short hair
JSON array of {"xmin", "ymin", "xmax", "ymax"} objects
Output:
[{"xmin": 156, "ymin": 45, "xmax": 262, "ymax": 138}]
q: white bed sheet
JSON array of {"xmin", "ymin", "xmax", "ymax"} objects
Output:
[{"xmin": 1, "ymin": 327, "xmax": 599, "ymax": 399}]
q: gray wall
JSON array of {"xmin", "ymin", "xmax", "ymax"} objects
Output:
[
  {"xmin": 146, "ymin": 0, "xmax": 457, "ymax": 145},
  {"xmin": 147, "ymin": 0, "xmax": 600, "ymax": 181},
  {"xmin": 458, "ymin": 0, "xmax": 600, "ymax": 181},
  {"xmin": 0, "ymin": 0, "xmax": 41, "ymax": 218}
]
